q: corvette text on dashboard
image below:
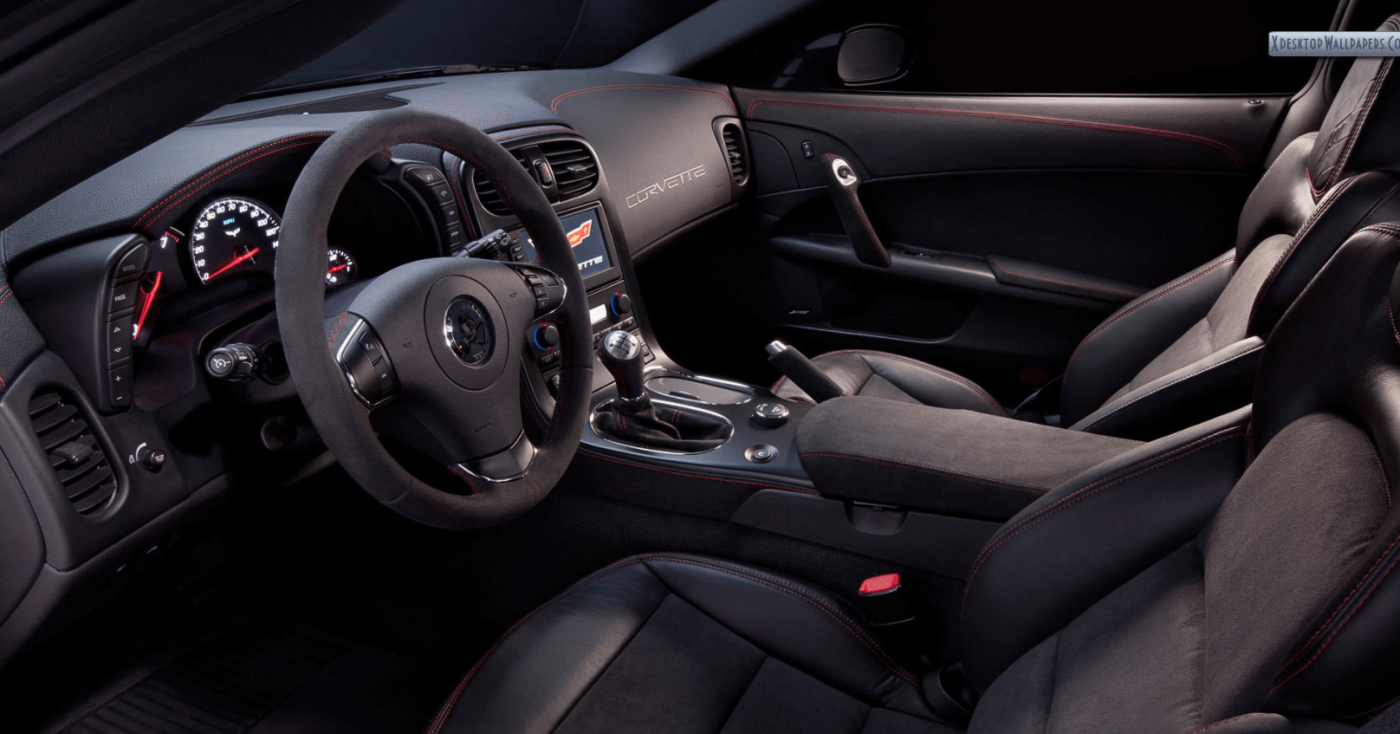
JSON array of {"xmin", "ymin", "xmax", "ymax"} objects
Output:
[{"xmin": 626, "ymin": 165, "xmax": 706, "ymax": 208}]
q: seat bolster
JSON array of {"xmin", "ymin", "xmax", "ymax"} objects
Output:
[
  {"xmin": 960, "ymin": 409, "xmax": 1251, "ymax": 696},
  {"xmin": 773, "ymin": 349, "xmax": 1008, "ymax": 416},
  {"xmin": 431, "ymin": 561, "xmax": 671, "ymax": 734},
  {"xmin": 1069, "ymin": 337, "xmax": 1265, "ymax": 439},
  {"xmin": 432, "ymin": 554, "xmax": 937, "ymax": 734},
  {"xmin": 1061, "ymin": 251, "xmax": 1237, "ymax": 426},
  {"xmin": 642, "ymin": 555, "xmax": 936, "ymax": 718}
]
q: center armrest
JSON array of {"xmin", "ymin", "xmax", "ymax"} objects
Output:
[{"xmin": 796, "ymin": 397, "xmax": 1142, "ymax": 520}]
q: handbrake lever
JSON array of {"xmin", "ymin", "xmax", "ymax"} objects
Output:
[{"xmin": 821, "ymin": 154, "xmax": 892, "ymax": 268}]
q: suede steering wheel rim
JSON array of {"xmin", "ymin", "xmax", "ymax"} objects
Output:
[{"xmin": 277, "ymin": 108, "xmax": 593, "ymax": 530}]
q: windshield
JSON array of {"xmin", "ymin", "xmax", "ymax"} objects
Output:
[{"xmin": 265, "ymin": 0, "xmax": 715, "ymax": 93}]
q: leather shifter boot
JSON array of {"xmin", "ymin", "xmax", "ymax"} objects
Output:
[{"xmin": 596, "ymin": 329, "xmax": 730, "ymax": 452}]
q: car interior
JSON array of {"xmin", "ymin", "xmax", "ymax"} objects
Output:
[{"xmin": 4, "ymin": 0, "xmax": 1400, "ymax": 732}]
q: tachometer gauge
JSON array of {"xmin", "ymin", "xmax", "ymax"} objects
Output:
[
  {"xmin": 325, "ymin": 248, "xmax": 358, "ymax": 287},
  {"xmin": 190, "ymin": 196, "xmax": 279, "ymax": 283}
]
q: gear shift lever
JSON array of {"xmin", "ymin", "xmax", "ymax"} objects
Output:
[
  {"xmin": 594, "ymin": 330, "xmax": 730, "ymax": 451},
  {"xmin": 598, "ymin": 330, "xmax": 648, "ymax": 405}
]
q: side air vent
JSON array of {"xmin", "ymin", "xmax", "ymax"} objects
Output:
[
  {"xmin": 472, "ymin": 148, "xmax": 531, "ymax": 216},
  {"xmin": 718, "ymin": 121, "xmax": 748, "ymax": 186},
  {"xmin": 540, "ymin": 141, "xmax": 599, "ymax": 199},
  {"xmin": 29, "ymin": 392, "xmax": 117, "ymax": 515}
]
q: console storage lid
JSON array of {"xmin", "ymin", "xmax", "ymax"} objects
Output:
[{"xmin": 796, "ymin": 397, "xmax": 1141, "ymax": 520}]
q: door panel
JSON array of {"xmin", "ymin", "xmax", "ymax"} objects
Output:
[{"xmin": 735, "ymin": 88, "xmax": 1287, "ymax": 402}]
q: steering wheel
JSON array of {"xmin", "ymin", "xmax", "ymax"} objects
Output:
[{"xmin": 277, "ymin": 108, "xmax": 593, "ymax": 530}]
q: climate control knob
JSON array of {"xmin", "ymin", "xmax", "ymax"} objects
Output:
[
  {"xmin": 532, "ymin": 323, "xmax": 560, "ymax": 350},
  {"xmin": 608, "ymin": 293, "xmax": 632, "ymax": 318}
]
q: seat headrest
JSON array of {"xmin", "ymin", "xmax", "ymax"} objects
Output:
[{"xmin": 1307, "ymin": 14, "xmax": 1400, "ymax": 199}]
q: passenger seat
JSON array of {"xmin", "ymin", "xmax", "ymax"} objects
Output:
[{"xmin": 775, "ymin": 21, "xmax": 1400, "ymax": 440}]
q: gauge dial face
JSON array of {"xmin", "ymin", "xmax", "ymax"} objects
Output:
[
  {"xmin": 325, "ymin": 248, "xmax": 358, "ymax": 287},
  {"xmin": 189, "ymin": 197, "xmax": 280, "ymax": 283}
]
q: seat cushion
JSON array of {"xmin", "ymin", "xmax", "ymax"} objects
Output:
[
  {"xmin": 772, "ymin": 349, "xmax": 1008, "ymax": 417},
  {"xmin": 431, "ymin": 553, "xmax": 954, "ymax": 734}
]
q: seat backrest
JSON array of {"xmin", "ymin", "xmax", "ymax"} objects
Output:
[
  {"xmin": 1060, "ymin": 18, "xmax": 1400, "ymax": 437},
  {"xmin": 964, "ymin": 223, "xmax": 1400, "ymax": 731}
]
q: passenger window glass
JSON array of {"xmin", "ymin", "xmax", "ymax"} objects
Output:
[{"xmin": 730, "ymin": 0, "xmax": 1337, "ymax": 94}]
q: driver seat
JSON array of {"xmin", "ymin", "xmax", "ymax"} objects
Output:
[{"xmin": 430, "ymin": 222, "xmax": 1400, "ymax": 733}]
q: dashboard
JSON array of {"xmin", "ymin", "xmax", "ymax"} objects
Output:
[{"xmin": 0, "ymin": 68, "xmax": 747, "ymax": 665}]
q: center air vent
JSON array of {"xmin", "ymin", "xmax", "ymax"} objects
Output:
[
  {"xmin": 471, "ymin": 139, "xmax": 599, "ymax": 216},
  {"xmin": 718, "ymin": 121, "xmax": 749, "ymax": 186},
  {"xmin": 472, "ymin": 148, "xmax": 531, "ymax": 217},
  {"xmin": 539, "ymin": 141, "xmax": 599, "ymax": 198},
  {"xmin": 29, "ymin": 392, "xmax": 117, "ymax": 515}
]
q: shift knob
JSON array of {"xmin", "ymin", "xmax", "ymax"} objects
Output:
[{"xmin": 598, "ymin": 330, "xmax": 647, "ymax": 403}]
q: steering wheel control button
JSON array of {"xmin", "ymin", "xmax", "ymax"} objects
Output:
[
  {"xmin": 745, "ymin": 444, "xmax": 779, "ymax": 464},
  {"xmin": 514, "ymin": 265, "xmax": 566, "ymax": 316},
  {"xmin": 109, "ymin": 363, "xmax": 133, "ymax": 407},
  {"xmin": 107, "ymin": 316, "xmax": 134, "ymax": 364},
  {"xmin": 751, "ymin": 402, "xmax": 791, "ymax": 428},
  {"xmin": 108, "ymin": 280, "xmax": 140, "ymax": 313},
  {"xmin": 334, "ymin": 320, "xmax": 397, "ymax": 407},
  {"xmin": 205, "ymin": 343, "xmax": 262, "ymax": 383},
  {"xmin": 444, "ymin": 297, "xmax": 495, "ymax": 366},
  {"xmin": 112, "ymin": 242, "xmax": 151, "ymax": 283}
]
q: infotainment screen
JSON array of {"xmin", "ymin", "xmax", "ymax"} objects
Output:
[{"xmin": 520, "ymin": 208, "xmax": 612, "ymax": 281}]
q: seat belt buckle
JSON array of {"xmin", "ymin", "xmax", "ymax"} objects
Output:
[{"xmin": 855, "ymin": 573, "xmax": 927, "ymax": 664}]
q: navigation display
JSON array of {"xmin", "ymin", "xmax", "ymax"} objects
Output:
[{"xmin": 520, "ymin": 208, "xmax": 612, "ymax": 280}]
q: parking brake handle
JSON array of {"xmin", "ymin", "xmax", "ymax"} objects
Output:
[
  {"xmin": 822, "ymin": 154, "xmax": 891, "ymax": 268},
  {"xmin": 767, "ymin": 341, "xmax": 845, "ymax": 403}
]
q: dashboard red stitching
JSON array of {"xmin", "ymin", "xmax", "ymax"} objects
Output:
[
  {"xmin": 744, "ymin": 98, "xmax": 1245, "ymax": 169},
  {"xmin": 135, "ymin": 133, "xmax": 332, "ymax": 229},
  {"xmin": 137, "ymin": 140, "xmax": 328, "ymax": 232},
  {"xmin": 551, "ymin": 84, "xmax": 737, "ymax": 116}
]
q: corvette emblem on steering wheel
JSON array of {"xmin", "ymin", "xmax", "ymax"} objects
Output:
[{"xmin": 443, "ymin": 297, "xmax": 494, "ymax": 365}]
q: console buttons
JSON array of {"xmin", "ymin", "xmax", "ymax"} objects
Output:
[
  {"xmin": 752, "ymin": 402, "xmax": 791, "ymax": 428},
  {"xmin": 109, "ymin": 362, "xmax": 133, "ymax": 407},
  {"xmin": 107, "ymin": 316, "xmax": 134, "ymax": 363},
  {"xmin": 532, "ymin": 323, "xmax": 560, "ymax": 351},
  {"xmin": 113, "ymin": 243, "xmax": 151, "ymax": 282},
  {"xmin": 109, "ymin": 281, "xmax": 140, "ymax": 312},
  {"xmin": 745, "ymin": 444, "xmax": 779, "ymax": 464}
]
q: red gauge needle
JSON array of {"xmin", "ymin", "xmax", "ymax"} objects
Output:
[
  {"xmin": 327, "ymin": 263, "xmax": 349, "ymax": 274},
  {"xmin": 134, "ymin": 270, "xmax": 162, "ymax": 338},
  {"xmin": 204, "ymin": 247, "xmax": 260, "ymax": 281}
]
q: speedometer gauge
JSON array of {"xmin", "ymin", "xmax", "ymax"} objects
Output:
[
  {"xmin": 190, "ymin": 196, "xmax": 280, "ymax": 283},
  {"xmin": 325, "ymin": 248, "xmax": 357, "ymax": 287}
]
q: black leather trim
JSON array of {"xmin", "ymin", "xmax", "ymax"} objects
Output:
[
  {"xmin": 960, "ymin": 410, "xmax": 1251, "ymax": 695},
  {"xmin": 987, "ymin": 255, "xmax": 1143, "ymax": 304},
  {"xmin": 773, "ymin": 349, "xmax": 1009, "ymax": 417}
]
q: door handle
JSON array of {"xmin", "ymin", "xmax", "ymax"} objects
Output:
[{"xmin": 821, "ymin": 154, "xmax": 891, "ymax": 268}]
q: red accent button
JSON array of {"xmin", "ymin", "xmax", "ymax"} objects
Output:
[{"xmin": 859, "ymin": 573, "xmax": 901, "ymax": 596}]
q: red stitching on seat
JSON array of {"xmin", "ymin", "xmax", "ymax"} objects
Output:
[
  {"xmin": 772, "ymin": 349, "xmax": 1010, "ymax": 417},
  {"xmin": 1273, "ymin": 531, "xmax": 1400, "ymax": 692},
  {"xmin": 1309, "ymin": 58, "xmax": 1393, "ymax": 199},
  {"xmin": 1061, "ymin": 257, "xmax": 1236, "ymax": 403},
  {"xmin": 0, "ymin": 286, "xmax": 13, "ymax": 306},
  {"xmin": 744, "ymin": 98, "xmax": 1245, "ymax": 169},
  {"xmin": 960, "ymin": 426, "xmax": 1247, "ymax": 620},
  {"xmin": 578, "ymin": 450, "xmax": 820, "ymax": 497},
  {"xmin": 552, "ymin": 85, "xmax": 738, "ymax": 116},
  {"xmin": 988, "ymin": 256, "xmax": 1141, "ymax": 300},
  {"xmin": 799, "ymin": 451, "xmax": 1047, "ymax": 494},
  {"xmin": 425, "ymin": 553, "xmax": 915, "ymax": 733},
  {"xmin": 1247, "ymin": 176, "xmax": 1363, "ymax": 330}
]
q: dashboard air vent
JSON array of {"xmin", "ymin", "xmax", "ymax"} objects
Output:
[
  {"xmin": 720, "ymin": 122, "xmax": 748, "ymax": 185},
  {"xmin": 29, "ymin": 392, "xmax": 117, "ymax": 515},
  {"xmin": 540, "ymin": 141, "xmax": 599, "ymax": 199},
  {"xmin": 472, "ymin": 149, "xmax": 531, "ymax": 217}
]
